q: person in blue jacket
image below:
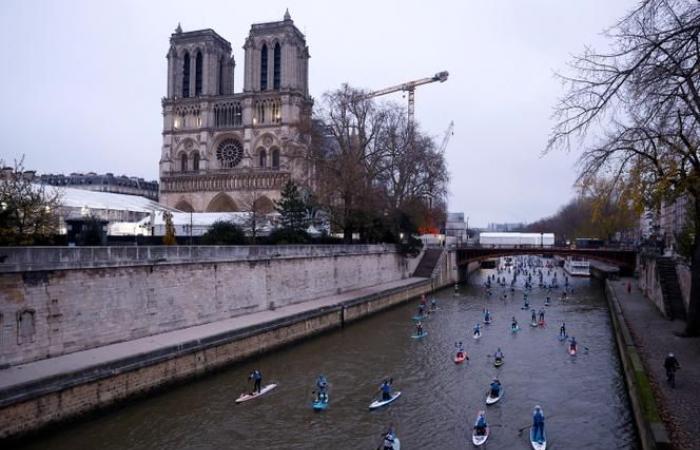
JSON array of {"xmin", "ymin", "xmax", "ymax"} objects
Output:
[
  {"xmin": 473, "ymin": 323, "xmax": 481, "ymax": 337},
  {"xmin": 249, "ymin": 369, "xmax": 262, "ymax": 394},
  {"xmin": 316, "ymin": 374, "xmax": 328, "ymax": 401},
  {"xmin": 380, "ymin": 378, "xmax": 393, "ymax": 401},
  {"xmin": 474, "ymin": 411, "xmax": 488, "ymax": 436},
  {"xmin": 490, "ymin": 378, "xmax": 501, "ymax": 397},
  {"xmin": 532, "ymin": 405, "xmax": 545, "ymax": 442}
]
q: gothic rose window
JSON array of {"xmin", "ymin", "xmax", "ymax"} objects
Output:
[{"xmin": 216, "ymin": 139, "xmax": 243, "ymax": 168}]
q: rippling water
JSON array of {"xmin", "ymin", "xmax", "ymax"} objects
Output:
[{"xmin": 16, "ymin": 265, "xmax": 638, "ymax": 450}]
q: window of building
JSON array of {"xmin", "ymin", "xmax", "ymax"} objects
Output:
[
  {"xmin": 195, "ymin": 51, "xmax": 203, "ymax": 96},
  {"xmin": 216, "ymin": 139, "xmax": 244, "ymax": 168},
  {"xmin": 17, "ymin": 309, "xmax": 35, "ymax": 345},
  {"xmin": 271, "ymin": 99, "xmax": 281, "ymax": 123},
  {"xmin": 260, "ymin": 44, "xmax": 268, "ymax": 91},
  {"xmin": 273, "ymin": 43, "xmax": 281, "ymax": 89},
  {"xmin": 256, "ymin": 101, "xmax": 266, "ymax": 124},
  {"xmin": 259, "ymin": 149, "xmax": 267, "ymax": 168},
  {"xmin": 271, "ymin": 148, "xmax": 280, "ymax": 169},
  {"xmin": 182, "ymin": 52, "xmax": 190, "ymax": 98},
  {"xmin": 214, "ymin": 102, "xmax": 242, "ymax": 128},
  {"xmin": 218, "ymin": 56, "xmax": 224, "ymax": 95},
  {"xmin": 180, "ymin": 153, "xmax": 188, "ymax": 172},
  {"xmin": 193, "ymin": 152, "xmax": 200, "ymax": 171}
]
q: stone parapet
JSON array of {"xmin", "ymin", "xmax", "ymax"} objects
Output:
[{"xmin": 0, "ymin": 244, "xmax": 396, "ymax": 273}]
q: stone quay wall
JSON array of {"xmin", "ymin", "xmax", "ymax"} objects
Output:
[
  {"xmin": 0, "ymin": 279, "xmax": 436, "ymax": 441},
  {"xmin": 0, "ymin": 245, "xmax": 408, "ymax": 367}
]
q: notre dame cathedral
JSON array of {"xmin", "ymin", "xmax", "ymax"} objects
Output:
[{"xmin": 158, "ymin": 10, "xmax": 313, "ymax": 213}]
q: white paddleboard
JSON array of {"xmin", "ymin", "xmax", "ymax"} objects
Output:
[
  {"xmin": 530, "ymin": 427, "xmax": 547, "ymax": 450},
  {"xmin": 472, "ymin": 427, "xmax": 489, "ymax": 446},
  {"xmin": 235, "ymin": 383, "xmax": 277, "ymax": 403},
  {"xmin": 485, "ymin": 388, "xmax": 503, "ymax": 405},
  {"xmin": 369, "ymin": 391, "xmax": 402, "ymax": 410}
]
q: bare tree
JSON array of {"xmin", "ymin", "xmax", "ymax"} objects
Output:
[
  {"xmin": 238, "ymin": 189, "xmax": 273, "ymax": 243},
  {"xmin": 0, "ymin": 157, "xmax": 61, "ymax": 245},
  {"xmin": 549, "ymin": 0, "xmax": 700, "ymax": 335}
]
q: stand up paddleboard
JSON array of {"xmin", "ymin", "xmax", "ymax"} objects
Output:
[
  {"xmin": 485, "ymin": 388, "xmax": 503, "ymax": 405},
  {"xmin": 473, "ymin": 332, "xmax": 481, "ymax": 340},
  {"xmin": 494, "ymin": 358, "xmax": 504, "ymax": 368},
  {"xmin": 412, "ymin": 315, "xmax": 426, "ymax": 321},
  {"xmin": 411, "ymin": 332, "xmax": 428, "ymax": 339},
  {"xmin": 312, "ymin": 394, "xmax": 329, "ymax": 411},
  {"xmin": 511, "ymin": 325, "xmax": 520, "ymax": 333},
  {"xmin": 235, "ymin": 383, "xmax": 277, "ymax": 403},
  {"xmin": 369, "ymin": 392, "xmax": 402, "ymax": 410},
  {"xmin": 454, "ymin": 352, "xmax": 467, "ymax": 364},
  {"xmin": 530, "ymin": 425, "xmax": 547, "ymax": 450},
  {"xmin": 472, "ymin": 413, "xmax": 490, "ymax": 446}
]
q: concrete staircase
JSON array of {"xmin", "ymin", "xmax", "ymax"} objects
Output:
[
  {"xmin": 656, "ymin": 257, "xmax": 687, "ymax": 320},
  {"xmin": 413, "ymin": 248, "xmax": 443, "ymax": 278}
]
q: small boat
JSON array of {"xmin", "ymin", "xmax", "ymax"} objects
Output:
[
  {"xmin": 530, "ymin": 425, "xmax": 547, "ymax": 450},
  {"xmin": 235, "ymin": 383, "xmax": 277, "ymax": 403},
  {"xmin": 454, "ymin": 352, "xmax": 468, "ymax": 364},
  {"xmin": 411, "ymin": 331, "xmax": 428, "ymax": 339},
  {"xmin": 472, "ymin": 412, "xmax": 490, "ymax": 446},
  {"xmin": 312, "ymin": 394, "xmax": 329, "ymax": 411},
  {"xmin": 369, "ymin": 391, "xmax": 402, "ymax": 410},
  {"xmin": 494, "ymin": 357, "xmax": 504, "ymax": 367},
  {"xmin": 485, "ymin": 387, "xmax": 503, "ymax": 405}
]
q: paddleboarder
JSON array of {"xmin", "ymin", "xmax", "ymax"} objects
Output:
[
  {"xmin": 569, "ymin": 336, "xmax": 578, "ymax": 353},
  {"xmin": 474, "ymin": 411, "xmax": 488, "ymax": 436},
  {"xmin": 560, "ymin": 322, "xmax": 567, "ymax": 338},
  {"xmin": 316, "ymin": 374, "xmax": 328, "ymax": 400},
  {"xmin": 531, "ymin": 309, "xmax": 537, "ymax": 323},
  {"xmin": 532, "ymin": 405, "xmax": 545, "ymax": 443},
  {"xmin": 473, "ymin": 323, "xmax": 481, "ymax": 338},
  {"xmin": 415, "ymin": 321, "xmax": 424, "ymax": 336},
  {"xmin": 538, "ymin": 309, "xmax": 545, "ymax": 323},
  {"xmin": 494, "ymin": 347, "xmax": 504, "ymax": 363},
  {"xmin": 382, "ymin": 428, "xmax": 398, "ymax": 450},
  {"xmin": 380, "ymin": 378, "xmax": 393, "ymax": 401},
  {"xmin": 484, "ymin": 309, "xmax": 491, "ymax": 323},
  {"xmin": 249, "ymin": 369, "xmax": 262, "ymax": 394},
  {"xmin": 664, "ymin": 352, "xmax": 680, "ymax": 388},
  {"xmin": 490, "ymin": 378, "xmax": 501, "ymax": 397},
  {"xmin": 511, "ymin": 316, "xmax": 518, "ymax": 330}
]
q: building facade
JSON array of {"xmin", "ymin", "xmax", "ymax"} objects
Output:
[
  {"xmin": 40, "ymin": 173, "xmax": 159, "ymax": 200},
  {"xmin": 158, "ymin": 11, "xmax": 313, "ymax": 213}
]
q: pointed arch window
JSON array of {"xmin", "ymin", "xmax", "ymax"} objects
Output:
[
  {"xmin": 182, "ymin": 52, "xmax": 191, "ymax": 97},
  {"xmin": 180, "ymin": 153, "xmax": 188, "ymax": 172},
  {"xmin": 195, "ymin": 51, "xmax": 203, "ymax": 96},
  {"xmin": 271, "ymin": 148, "xmax": 280, "ymax": 169},
  {"xmin": 259, "ymin": 149, "xmax": 267, "ymax": 168},
  {"xmin": 273, "ymin": 43, "xmax": 281, "ymax": 89},
  {"xmin": 193, "ymin": 152, "xmax": 200, "ymax": 171},
  {"xmin": 260, "ymin": 44, "xmax": 268, "ymax": 91}
]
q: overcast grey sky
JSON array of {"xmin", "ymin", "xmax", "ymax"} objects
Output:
[{"xmin": 0, "ymin": 0, "xmax": 638, "ymax": 227}]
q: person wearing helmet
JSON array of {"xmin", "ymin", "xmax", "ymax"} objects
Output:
[{"xmin": 664, "ymin": 352, "xmax": 680, "ymax": 388}]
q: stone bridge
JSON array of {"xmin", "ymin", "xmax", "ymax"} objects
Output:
[{"xmin": 456, "ymin": 245, "xmax": 637, "ymax": 275}]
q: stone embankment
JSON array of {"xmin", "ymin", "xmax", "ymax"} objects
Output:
[{"xmin": 0, "ymin": 245, "xmax": 459, "ymax": 440}]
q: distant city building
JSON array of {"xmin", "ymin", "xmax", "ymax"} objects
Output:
[
  {"xmin": 40, "ymin": 173, "xmax": 159, "ymax": 200},
  {"xmin": 159, "ymin": 11, "xmax": 313, "ymax": 214},
  {"xmin": 444, "ymin": 212, "xmax": 467, "ymax": 243},
  {"xmin": 487, "ymin": 222, "xmax": 526, "ymax": 232},
  {"xmin": 641, "ymin": 195, "xmax": 690, "ymax": 254}
]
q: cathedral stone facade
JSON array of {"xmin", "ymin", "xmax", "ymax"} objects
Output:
[{"xmin": 159, "ymin": 11, "xmax": 313, "ymax": 213}]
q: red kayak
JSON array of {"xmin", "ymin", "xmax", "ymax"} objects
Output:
[{"xmin": 454, "ymin": 352, "xmax": 468, "ymax": 364}]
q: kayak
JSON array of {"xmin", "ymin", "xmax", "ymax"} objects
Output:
[
  {"xmin": 530, "ymin": 425, "xmax": 547, "ymax": 450},
  {"xmin": 312, "ymin": 394, "xmax": 329, "ymax": 411},
  {"xmin": 454, "ymin": 352, "xmax": 468, "ymax": 364},
  {"xmin": 485, "ymin": 387, "xmax": 503, "ymax": 405},
  {"xmin": 494, "ymin": 358, "xmax": 504, "ymax": 368},
  {"xmin": 369, "ymin": 391, "xmax": 402, "ymax": 410},
  {"xmin": 411, "ymin": 331, "xmax": 428, "ymax": 339},
  {"xmin": 235, "ymin": 383, "xmax": 277, "ymax": 404}
]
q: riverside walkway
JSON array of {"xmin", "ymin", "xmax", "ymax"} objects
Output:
[
  {"xmin": 0, "ymin": 277, "xmax": 428, "ymax": 410},
  {"xmin": 612, "ymin": 278, "xmax": 700, "ymax": 450}
]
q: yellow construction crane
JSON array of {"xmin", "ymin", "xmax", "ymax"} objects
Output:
[{"xmin": 366, "ymin": 71, "xmax": 449, "ymax": 123}]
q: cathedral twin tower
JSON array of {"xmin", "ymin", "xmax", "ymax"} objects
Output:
[{"xmin": 159, "ymin": 11, "xmax": 313, "ymax": 213}]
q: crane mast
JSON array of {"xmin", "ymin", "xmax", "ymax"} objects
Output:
[{"xmin": 366, "ymin": 71, "xmax": 449, "ymax": 123}]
